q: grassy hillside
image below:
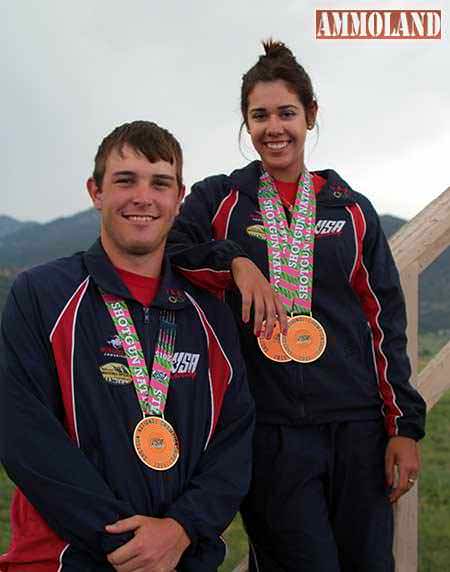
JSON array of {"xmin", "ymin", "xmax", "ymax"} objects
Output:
[
  {"xmin": 0, "ymin": 468, "xmax": 11, "ymax": 546},
  {"xmin": 419, "ymin": 391, "xmax": 450, "ymax": 570}
]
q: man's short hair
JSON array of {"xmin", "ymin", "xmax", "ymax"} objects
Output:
[{"xmin": 93, "ymin": 120, "xmax": 183, "ymax": 188}]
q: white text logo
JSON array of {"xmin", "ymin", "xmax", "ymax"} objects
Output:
[
  {"xmin": 172, "ymin": 352, "xmax": 200, "ymax": 379},
  {"xmin": 316, "ymin": 10, "xmax": 442, "ymax": 40},
  {"xmin": 315, "ymin": 219, "xmax": 346, "ymax": 237}
]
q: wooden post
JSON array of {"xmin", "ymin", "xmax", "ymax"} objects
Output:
[
  {"xmin": 231, "ymin": 558, "xmax": 249, "ymax": 572},
  {"xmin": 392, "ymin": 264, "xmax": 419, "ymax": 572},
  {"xmin": 394, "ymin": 486, "xmax": 419, "ymax": 572},
  {"xmin": 397, "ymin": 264, "xmax": 419, "ymax": 374}
]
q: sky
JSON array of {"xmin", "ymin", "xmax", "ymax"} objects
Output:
[{"xmin": 2, "ymin": 0, "xmax": 449, "ymax": 223}]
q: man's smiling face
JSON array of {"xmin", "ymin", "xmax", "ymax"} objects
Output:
[{"xmin": 88, "ymin": 144, "xmax": 184, "ymax": 262}]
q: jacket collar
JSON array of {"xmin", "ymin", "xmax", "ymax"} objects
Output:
[
  {"xmin": 83, "ymin": 239, "xmax": 191, "ymax": 310},
  {"xmin": 229, "ymin": 160, "xmax": 356, "ymax": 207}
]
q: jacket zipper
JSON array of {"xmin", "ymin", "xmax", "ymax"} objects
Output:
[{"xmin": 143, "ymin": 306, "xmax": 150, "ymax": 326}]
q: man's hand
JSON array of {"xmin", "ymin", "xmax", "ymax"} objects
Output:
[
  {"xmin": 231, "ymin": 257, "xmax": 287, "ymax": 338},
  {"xmin": 106, "ymin": 516, "xmax": 190, "ymax": 572},
  {"xmin": 385, "ymin": 436, "xmax": 420, "ymax": 503}
]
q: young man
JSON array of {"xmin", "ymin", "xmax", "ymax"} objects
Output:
[{"xmin": 0, "ymin": 121, "xmax": 254, "ymax": 572}]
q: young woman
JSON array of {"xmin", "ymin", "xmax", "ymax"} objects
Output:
[{"xmin": 168, "ymin": 41, "xmax": 426, "ymax": 572}]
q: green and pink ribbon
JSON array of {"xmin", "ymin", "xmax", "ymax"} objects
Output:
[
  {"xmin": 102, "ymin": 293, "xmax": 176, "ymax": 418},
  {"xmin": 258, "ymin": 169, "xmax": 316, "ymax": 316}
]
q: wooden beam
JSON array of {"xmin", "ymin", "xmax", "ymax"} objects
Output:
[
  {"xmin": 390, "ymin": 187, "xmax": 450, "ymax": 273},
  {"xmin": 417, "ymin": 340, "xmax": 450, "ymax": 410}
]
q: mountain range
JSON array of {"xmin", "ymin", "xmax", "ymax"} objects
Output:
[
  {"xmin": 0, "ymin": 215, "xmax": 38, "ymax": 240},
  {"xmin": 0, "ymin": 209, "xmax": 448, "ymax": 334},
  {"xmin": 0, "ymin": 210, "xmax": 100, "ymax": 269}
]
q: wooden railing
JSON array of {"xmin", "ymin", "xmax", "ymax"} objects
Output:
[
  {"xmin": 391, "ymin": 186, "xmax": 450, "ymax": 572},
  {"xmin": 232, "ymin": 186, "xmax": 450, "ymax": 572}
]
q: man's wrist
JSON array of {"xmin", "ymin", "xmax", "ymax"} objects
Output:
[{"xmin": 164, "ymin": 517, "xmax": 191, "ymax": 550}]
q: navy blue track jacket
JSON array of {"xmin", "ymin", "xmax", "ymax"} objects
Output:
[
  {"xmin": 168, "ymin": 161, "xmax": 426, "ymax": 440},
  {"xmin": 0, "ymin": 240, "xmax": 254, "ymax": 572}
]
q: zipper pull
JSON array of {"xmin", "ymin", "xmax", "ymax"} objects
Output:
[{"xmin": 143, "ymin": 306, "xmax": 150, "ymax": 324}]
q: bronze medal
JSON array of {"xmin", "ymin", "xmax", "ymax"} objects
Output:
[
  {"xmin": 258, "ymin": 321, "xmax": 291, "ymax": 363},
  {"xmin": 281, "ymin": 315, "xmax": 327, "ymax": 363},
  {"xmin": 133, "ymin": 416, "xmax": 179, "ymax": 471}
]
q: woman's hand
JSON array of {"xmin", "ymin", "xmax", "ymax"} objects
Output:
[
  {"xmin": 385, "ymin": 436, "xmax": 420, "ymax": 503},
  {"xmin": 231, "ymin": 257, "xmax": 287, "ymax": 338}
]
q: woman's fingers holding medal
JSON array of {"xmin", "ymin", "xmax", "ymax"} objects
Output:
[
  {"xmin": 269, "ymin": 291, "xmax": 288, "ymax": 338},
  {"xmin": 254, "ymin": 287, "xmax": 287, "ymax": 340},
  {"xmin": 231, "ymin": 257, "xmax": 287, "ymax": 337}
]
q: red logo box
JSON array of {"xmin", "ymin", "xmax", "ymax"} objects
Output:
[{"xmin": 316, "ymin": 10, "xmax": 442, "ymax": 39}]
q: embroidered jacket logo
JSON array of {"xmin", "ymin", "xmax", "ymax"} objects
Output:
[
  {"xmin": 100, "ymin": 335, "xmax": 125, "ymax": 359},
  {"xmin": 246, "ymin": 219, "xmax": 347, "ymax": 240},
  {"xmin": 172, "ymin": 352, "xmax": 200, "ymax": 380},
  {"xmin": 315, "ymin": 219, "xmax": 346, "ymax": 237},
  {"xmin": 100, "ymin": 362, "xmax": 133, "ymax": 385}
]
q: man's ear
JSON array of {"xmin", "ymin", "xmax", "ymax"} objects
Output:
[
  {"xmin": 86, "ymin": 177, "xmax": 102, "ymax": 210},
  {"xmin": 175, "ymin": 184, "xmax": 186, "ymax": 216}
]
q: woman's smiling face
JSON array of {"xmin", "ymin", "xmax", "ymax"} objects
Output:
[{"xmin": 246, "ymin": 79, "xmax": 316, "ymax": 182}]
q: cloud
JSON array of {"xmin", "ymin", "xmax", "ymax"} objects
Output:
[{"xmin": 1, "ymin": 0, "xmax": 449, "ymax": 221}]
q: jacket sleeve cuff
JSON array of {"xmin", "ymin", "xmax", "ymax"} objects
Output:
[
  {"xmin": 389, "ymin": 424, "xmax": 425, "ymax": 442},
  {"xmin": 214, "ymin": 240, "xmax": 249, "ymax": 269},
  {"xmin": 100, "ymin": 531, "xmax": 134, "ymax": 554}
]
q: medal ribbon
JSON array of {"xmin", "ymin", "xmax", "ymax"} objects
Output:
[
  {"xmin": 102, "ymin": 293, "xmax": 176, "ymax": 417},
  {"xmin": 258, "ymin": 169, "xmax": 316, "ymax": 315}
]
